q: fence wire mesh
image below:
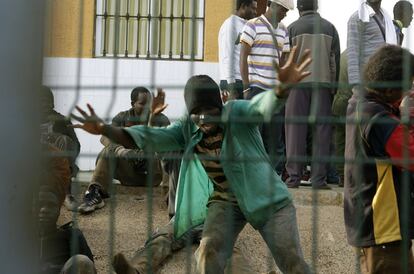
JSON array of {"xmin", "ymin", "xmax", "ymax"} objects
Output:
[{"xmin": 32, "ymin": 0, "xmax": 414, "ymax": 274}]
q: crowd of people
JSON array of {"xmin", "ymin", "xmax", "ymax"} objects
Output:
[{"xmin": 38, "ymin": 0, "xmax": 414, "ymax": 273}]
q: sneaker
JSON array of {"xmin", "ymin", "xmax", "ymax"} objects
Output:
[
  {"xmin": 78, "ymin": 185, "xmax": 105, "ymax": 214},
  {"xmin": 63, "ymin": 194, "xmax": 78, "ymax": 212}
]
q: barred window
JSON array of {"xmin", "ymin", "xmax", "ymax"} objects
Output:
[{"xmin": 95, "ymin": 0, "xmax": 205, "ymax": 60}]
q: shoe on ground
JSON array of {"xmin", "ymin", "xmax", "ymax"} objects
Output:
[
  {"xmin": 312, "ymin": 184, "xmax": 332, "ymax": 190},
  {"xmin": 113, "ymin": 253, "xmax": 140, "ymax": 274},
  {"xmin": 63, "ymin": 194, "xmax": 79, "ymax": 211},
  {"xmin": 78, "ymin": 185, "xmax": 105, "ymax": 214}
]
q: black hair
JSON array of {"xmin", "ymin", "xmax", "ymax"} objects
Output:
[
  {"xmin": 297, "ymin": 0, "xmax": 318, "ymax": 12},
  {"xmin": 236, "ymin": 0, "xmax": 256, "ymax": 10},
  {"xmin": 394, "ymin": 0, "xmax": 413, "ymax": 19},
  {"xmin": 364, "ymin": 45, "xmax": 414, "ymax": 93},
  {"xmin": 130, "ymin": 87, "xmax": 151, "ymax": 104}
]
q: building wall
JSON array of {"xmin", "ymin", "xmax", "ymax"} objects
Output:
[{"xmin": 44, "ymin": 0, "xmax": 233, "ymax": 61}]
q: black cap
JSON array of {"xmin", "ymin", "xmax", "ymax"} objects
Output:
[
  {"xmin": 184, "ymin": 75, "xmax": 222, "ymax": 114},
  {"xmin": 297, "ymin": 0, "xmax": 318, "ymax": 11}
]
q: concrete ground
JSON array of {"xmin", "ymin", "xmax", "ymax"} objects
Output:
[{"xmin": 58, "ymin": 172, "xmax": 356, "ymax": 274}]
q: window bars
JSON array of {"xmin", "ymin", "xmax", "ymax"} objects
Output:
[{"xmin": 95, "ymin": 0, "xmax": 205, "ymax": 60}]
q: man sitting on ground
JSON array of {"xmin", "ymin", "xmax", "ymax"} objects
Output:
[{"xmin": 78, "ymin": 87, "xmax": 174, "ymax": 214}]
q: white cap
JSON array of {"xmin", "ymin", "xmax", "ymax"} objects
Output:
[{"xmin": 270, "ymin": 0, "xmax": 295, "ymax": 10}]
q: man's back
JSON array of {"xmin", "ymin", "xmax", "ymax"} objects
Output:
[{"xmin": 288, "ymin": 11, "xmax": 340, "ymax": 84}]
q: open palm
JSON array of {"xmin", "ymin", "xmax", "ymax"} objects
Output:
[{"xmin": 71, "ymin": 104, "xmax": 105, "ymax": 135}]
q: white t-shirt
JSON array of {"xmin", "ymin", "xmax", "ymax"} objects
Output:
[{"xmin": 218, "ymin": 15, "xmax": 247, "ymax": 83}]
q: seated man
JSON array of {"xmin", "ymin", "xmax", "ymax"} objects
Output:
[
  {"xmin": 78, "ymin": 87, "xmax": 174, "ymax": 214},
  {"xmin": 39, "ymin": 144, "xmax": 96, "ymax": 274},
  {"xmin": 345, "ymin": 45, "xmax": 414, "ymax": 273},
  {"xmin": 72, "ymin": 46, "xmax": 313, "ymax": 274},
  {"xmin": 40, "ymin": 86, "xmax": 81, "ymax": 210}
]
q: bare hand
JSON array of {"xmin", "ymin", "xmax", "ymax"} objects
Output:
[
  {"xmin": 71, "ymin": 104, "xmax": 106, "ymax": 135},
  {"xmin": 152, "ymin": 88, "xmax": 168, "ymax": 115},
  {"xmin": 221, "ymin": 90, "xmax": 229, "ymax": 104},
  {"xmin": 274, "ymin": 46, "xmax": 312, "ymax": 98}
]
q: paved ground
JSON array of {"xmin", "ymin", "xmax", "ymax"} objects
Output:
[{"xmin": 58, "ymin": 173, "xmax": 356, "ymax": 274}]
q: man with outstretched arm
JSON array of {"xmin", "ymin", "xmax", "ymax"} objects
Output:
[{"xmin": 72, "ymin": 46, "xmax": 313, "ymax": 274}]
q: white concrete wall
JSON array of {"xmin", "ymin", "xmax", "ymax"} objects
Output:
[{"xmin": 43, "ymin": 57, "xmax": 220, "ymax": 170}]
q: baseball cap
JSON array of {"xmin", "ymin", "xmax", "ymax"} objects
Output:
[{"xmin": 270, "ymin": 0, "xmax": 295, "ymax": 10}]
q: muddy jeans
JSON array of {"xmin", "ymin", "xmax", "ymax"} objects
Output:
[
  {"xmin": 128, "ymin": 218, "xmax": 253, "ymax": 274},
  {"xmin": 358, "ymin": 241, "xmax": 414, "ymax": 274},
  {"xmin": 195, "ymin": 202, "xmax": 312, "ymax": 274}
]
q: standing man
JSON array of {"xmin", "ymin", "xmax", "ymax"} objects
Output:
[
  {"xmin": 240, "ymin": 0, "xmax": 293, "ymax": 175},
  {"xmin": 285, "ymin": 0, "xmax": 340, "ymax": 189},
  {"xmin": 393, "ymin": 0, "xmax": 413, "ymax": 46},
  {"xmin": 72, "ymin": 46, "xmax": 313, "ymax": 274},
  {"xmin": 219, "ymin": 0, "xmax": 258, "ymax": 100},
  {"xmin": 347, "ymin": 0, "xmax": 397, "ymax": 87},
  {"xmin": 345, "ymin": 45, "xmax": 414, "ymax": 274}
]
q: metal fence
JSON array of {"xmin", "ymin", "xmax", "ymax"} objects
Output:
[{"xmin": 6, "ymin": 0, "xmax": 414, "ymax": 273}]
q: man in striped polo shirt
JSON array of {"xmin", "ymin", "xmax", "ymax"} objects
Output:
[{"xmin": 240, "ymin": 0, "xmax": 293, "ymax": 176}]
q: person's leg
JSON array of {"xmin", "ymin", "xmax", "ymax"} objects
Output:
[
  {"xmin": 259, "ymin": 203, "xmax": 312, "ymax": 274},
  {"xmin": 309, "ymin": 88, "xmax": 333, "ymax": 188},
  {"xmin": 334, "ymin": 122, "xmax": 346, "ymax": 186},
  {"xmin": 285, "ymin": 88, "xmax": 311, "ymax": 187},
  {"xmin": 61, "ymin": 255, "xmax": 97, "ymax": 274},
  {"xmin": 358, "ymin": 241, "xmax": 414, "ymax": 274},
  {"xmin": 194, "ymin": 202, "xmax": 246, "ymax": 274}
]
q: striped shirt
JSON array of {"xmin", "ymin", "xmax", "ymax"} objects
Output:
[
  {"xmin": 195, "ymin": 129, "xmax": 237, "ymax": 204},
  {"xmin": 241, "ymin": 15, "xmax": 290, "ymax": 90}
]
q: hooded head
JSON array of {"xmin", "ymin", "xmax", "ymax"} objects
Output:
[
  {"xmin": 184, "ymin": 75, "xmax": 223, "ymax": 135},
  {"xmin": 184, "ymin": 75, "xmax": 223, "ymax": 115}
]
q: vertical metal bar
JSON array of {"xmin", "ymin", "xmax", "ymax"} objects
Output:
[
  {"xmin": 169, "ymin": 0, "xmax": 174, "ymax": 59},
  {"xmin": 103, "ymin": 0, "xmax": 108, "ymax": 56},
  {"xmin": 158, "ymin": 0, "xmax": 163, "ymax": 58},
  {"xmin": 136, "ymin": 0, "xmax": 141, "ymax": 57},
  {"xmin": 125, "ymin": 0, "xmax": 130, "ymax": 56},
  {"xmin": 180, "ymin": 0, "xmax": 185, "ymax": 59},
  {"xmin": 147, "ymin": 0, "xmax": 152, "ymax": 58},
  {"xmin": 0, "ymin": 0, "xmax": 44, "ymax": 272}
]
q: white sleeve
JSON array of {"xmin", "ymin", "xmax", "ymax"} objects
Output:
[{"xmin": 218, "ymin": 19, "xmax": 236, "ymax": 83}]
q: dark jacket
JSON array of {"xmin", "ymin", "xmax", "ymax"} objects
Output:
[
  {"xmin": 288, "ymin": 11, "xmax": 341, "ymax": 87},
  {"xmin": 344, "ymin": 93, "xmax": 414, "ymax": 247}
]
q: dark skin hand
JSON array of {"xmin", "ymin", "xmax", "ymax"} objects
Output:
[{"xmin": 72, "ymin": 49, "xmax": 311, "ymax": 144}]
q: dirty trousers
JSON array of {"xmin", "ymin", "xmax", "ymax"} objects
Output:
[{"xmin": 195, "ymin": 201, "xmax": 312, "ymax": 274}]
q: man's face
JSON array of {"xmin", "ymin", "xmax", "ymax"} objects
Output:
[
  {"xmin": 243, "ymin": 1, "xmax": 258, "ymax": 20},
  {"xmin": 271, "ymin": 3, "xmax": 289, "ymax": 23},
  {"xmin": 132, "ymin": 92, "xmax": 150, "ymax": 116},
  {"xmin": 402, "ymin": 8, "xmax": 414, "ymax": 28},
  {"xmin": 191, "ymin": 107, "xmax": 221, "ymax": 136}
]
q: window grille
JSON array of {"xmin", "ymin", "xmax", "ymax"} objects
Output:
[{"xmin": 95, "ymin": 0, "xmax": 205, "ymax": 60}]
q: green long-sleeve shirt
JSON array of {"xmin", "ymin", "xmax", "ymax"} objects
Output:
[{"xmin": 125, "ymin": 91, "xmax": 292, "ymax": 238}]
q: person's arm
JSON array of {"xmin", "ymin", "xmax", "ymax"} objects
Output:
[
  {"xmin": 347, "ymin": 15, "xmax": 361, "ymax": 85},
  {"xmin": 332, "ymin": 27, "xmax": 341, "ymax": 83},
  {"xmin": 218, "ymin": 20, "xmax": 235, "ymax": 84},
  {"xmin": 385, "ymin": 124, "xmax": 414, "ymax": 171},
  {"xmin": 240, "ymin": 42, "xmax": 251, "ymax": 90},
  {"xmin": 240, "ymin": 22, "xmax": 255, "ymax": 90},
  {"xmin": 243, "ymin": 46, "xmax": 312, "ymax": 119},
  {"xmin": 71, "ymin": 104, "xmax": 185, "ymax": 152}
]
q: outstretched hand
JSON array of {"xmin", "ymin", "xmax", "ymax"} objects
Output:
[
  {"xmin": 71, "ymin": 104, "xmax": 106, "ymax": 135},
  {"xmin": 274, "ymin": 46, "xmax": 312, "ymax": 98},
  {"xmin": 152, "ymin": 88, "xmax": 168, "ymax": 115}
]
